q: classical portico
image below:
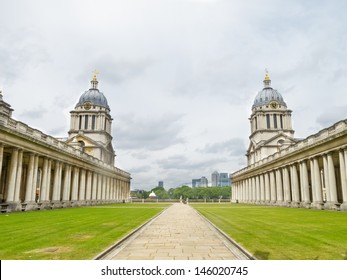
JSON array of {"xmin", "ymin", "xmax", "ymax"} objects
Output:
[
  {"xmin": 0, "ymin": 79, "xmax": 131, "ymax": 213},
  {"xmin": 231, "ymin": 73, "xmax": 347, "ymax": 211}
]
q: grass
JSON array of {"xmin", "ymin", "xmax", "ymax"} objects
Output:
[
  {"xmin": 0, "ymin": 203, "xmax": 170, "ymax": 260},
  {"xmin": 191, "ymin": 203, "xmax": 347, "ymax": 260}
]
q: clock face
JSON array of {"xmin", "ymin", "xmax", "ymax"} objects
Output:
[
  {"xmin": 84, "ymin": 102, "xmax": 91, "ymax": 110},
  {"xmin": 270, "ymin": 101, "xmax": 278, "ymax": 109}
]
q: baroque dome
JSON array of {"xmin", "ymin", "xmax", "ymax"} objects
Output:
[
  {"xmin": 75, "ymin": 75, "xmax": 110, "ymax": 109},
  {"xmin": 252, "ymin": 73, "xmax": 286, "ymax": 109}
]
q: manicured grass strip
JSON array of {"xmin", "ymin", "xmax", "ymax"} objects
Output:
[
  {"xmin": 0, "ymin": 204, "xmax": 170, "ymax": 260},
  {"xmin": 192, "ymin": 203, "xmax": 347, "ymax": 260}
]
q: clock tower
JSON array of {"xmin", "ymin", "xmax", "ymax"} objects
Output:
[
  {"xmin": 67, "ymin": 74, "xmax": 115, "ymax": 165},
  {"xmin": 246, "ymin": 72, "xmax": 296, "ymax": 165}
]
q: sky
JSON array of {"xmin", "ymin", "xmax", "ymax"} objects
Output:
[{"xmin": 1, "ymin": 0, "xmax": 347, "ymax": 190}]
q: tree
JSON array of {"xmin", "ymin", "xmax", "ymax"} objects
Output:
[{"xmin": 150, "ymin": 186, "xmax": 169, "ymax": 199}]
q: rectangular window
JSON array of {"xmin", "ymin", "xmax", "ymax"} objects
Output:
[
  {"xmin": 266, "ymin": 114, "xmax": 270, "ymax": 129},
  {"xmin": 92, "ymin": 115, "xmax": 96, "ymax": 130},
  {"xmin": 255, "ymin": 117, "xmax": 258, "ymax": 130},
  {"xmin": 85, "ymin": 115, "xmax": 88, "ymax": 129},
  {"xmin": 79, "ymin": 116, "xmax": 82, "ymax": 130},
  {"xmin": 273, "ymin": 114, "xmax": 277, "ymax": 129},
  {"xmin": 280, "ymin": 115, "xmax": 283, "ymax": 129}
]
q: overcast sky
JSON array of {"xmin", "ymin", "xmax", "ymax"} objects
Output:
[{"xmin": 1, "ymin": 0, "xmax": 347, "ymax": 190}]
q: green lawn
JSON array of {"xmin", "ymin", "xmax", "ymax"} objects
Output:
[
  {"xmin": 192, "ymin": 203, "xmax": 347, "ymax": 260},
  {"xmin": 0, "ymin": 203, "xmax": 170, "ymax": 260}
]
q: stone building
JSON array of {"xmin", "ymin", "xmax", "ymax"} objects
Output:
[
  {"xmin": 0, "ymin": 75, "xmax": 131, "ymax": 212},
  {"xmin": 231, "ymin": 72, "xmax": 347, "ymax": 211}
]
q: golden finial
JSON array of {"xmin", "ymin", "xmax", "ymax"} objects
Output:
[
  {"xmin": 264, "ymin": 68, "xmax": 270, "ymax": 81},
  {"xmin": 92, "ymin": 70, "xmax": 99, "ymax": 81}
]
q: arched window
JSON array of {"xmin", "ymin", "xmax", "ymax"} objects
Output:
[{"xmin": 79, "ymin": 116, "xmax": 82, "ymax": 130}]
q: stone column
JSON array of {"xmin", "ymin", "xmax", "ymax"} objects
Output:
[
  {"xmin": 102, "ymin": 176, "xmax": 107, "ymax": 201},
  {"xmin": 255, "ymin": 175, "xmax": 260, "ymax": 203},
  {"xmin": 40, "ymin": 158, "xmax": 48, "ymax": 202},
  {"xmin": 239, "ymin": 181, "xmax": 242, "ymax": 202},
  {"xmin": 340, "ymin": 150, "xmax": 347, "ymax": 211},
  {"xmin": 45, "ymin": 159, "xmax": 52, "ymax": 202},
  {"xmin": 71, "ymin": 167, "xmax": 79, "ymax": 202},
  {"xmin": 322, "ymin": 154, "xmax": 330, "ymax": 202},
  {"xmin": 24, "ymin": 153, "xmax": 35, "ymax": 203},
  {"xmin": 264, "ymin": 173, "xmax": 270, "ymax": 204},
  {"xmin": 290, "ymin": 164, "xmax": 300, "ymax": 207},
  {"xmin": 282, "ymin": 166, "xmax": 291, "ymax": 205},
  {"xmin": 62, "ymin": 164, "xmax": 72, "ymax": 204},
  {"xmin": 300, "ymin": 160, "xmax": 311, "ymax": 208},
  {"xmin": 248, "ymin": 178, "xmax": 252, "ymax": 202},
  {"xmin": 0, "ymin": 144, "xmax": 3, "ymax": 186},
  {"xmin": 310, "ymin": 157, "xmax": 324, "ymax": 209},
  {"xmin": 275, "ymin": 169, "xmax": 284, "ymax": 205},
  {"xmin": 116, "ymin": 179, "xmax": 120, "ymax": 201},
  {"xmin": 245, "ymin": 180, "xmax": 249, "ymax": 202},
  {"xmin": 97, "ymin": 175, "xmax": 102, "ymax": 201},
  {"xmin": 105, "ymin": 177, "xmax": 110, "ymax": 201},
  {"xmin": 52, "ymin": 161, "xmax": 62, "ymax": 202},
  {"xmin": 6, "ymin": 148, "xmax": 19, "ymax": 203},
  {"xmin": 78, "ymin": 169, "xmax": 86, "ymax": 202},
  {"xmin": 92, "ymin": 173, "xmax": 98, "ymax": 201},
  {"xmin": 246, "ymin": 178, "xmax": 252, "ymax": 203},
  {"xmin": 249, "ymin": 177, "xmax": 253, "ymax": 203},
  {"xmin": 260, "ymin": 174, "xmax": 265, "ymax": 203},
  {"xmin": 31, "ymin": 155, "xmax": 39, "ymax": 202},
  {"xmin": 269, "ymin": 171, "xmax": 276, "ymax": 204},
  {"xmin": 85, "ymin": 171, "xmax": 92, "ymax": 202},
  {"xmin": 13, "ymin": 150, "xmax": 23, "ymax": 203},
  {"xmin": 325, "ymin": 152, "xmax": 339, "ymax": 209}
]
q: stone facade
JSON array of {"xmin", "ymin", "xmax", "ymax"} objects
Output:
[
  {"xmin": 0, "ymin": 80, "xmax": 131, "ymax": 213},
  {"xmin": 231, "ymin": 74, "xmax": 347, "ymax": 211}
]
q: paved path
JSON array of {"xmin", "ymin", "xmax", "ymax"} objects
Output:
[{"xmin": 104, "ymin": 203, "xmax": 249, "ymax": 260}]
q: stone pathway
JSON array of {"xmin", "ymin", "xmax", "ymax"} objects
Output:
[{"xmin": 105, "ymin": 203, "xmax": 249, "ymax": 260}]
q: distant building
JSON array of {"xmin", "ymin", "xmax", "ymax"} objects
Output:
[
  {"xmin": 219, "ymin": 173, "xmax": 230, "ymax": 186},
  {"xmin": 200, "ymin": 176, "xmax": 208, "ymax": 187},
  {"xmin": 211, "ymin": 171, "xmax": 219, "ymax": 186},
  {"xmin": 211, "ymin": 171, "xmax": 230, "ymax": 187},
  {"xmin": 158, "ymin": 181, "xmax": 164, "ymax": 188},
  {"xmin": 192, "ymin": 179, "xmax": 200, "ymax": 188}
]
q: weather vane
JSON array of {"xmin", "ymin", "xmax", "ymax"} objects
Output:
[{"xmin": 92, "ymin": 70, "xmax": 100, "ymax": 81}]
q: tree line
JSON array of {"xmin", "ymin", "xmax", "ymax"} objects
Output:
[{"xmin": 132, "ymin": 185, "xmax": 231, "ymax": 200}]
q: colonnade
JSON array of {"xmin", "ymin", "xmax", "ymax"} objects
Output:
[
  {"xmin": 0, "ymin": 143, "xmax": 131, "ymax": 212},
  {"xmin": 232, "ymin": 148, "xmax": 347, "ymax": 211}
]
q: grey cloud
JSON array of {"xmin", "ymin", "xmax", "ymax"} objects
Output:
[
  {"xmin": 202, "ymin": 138, "xmax": 246, "ymax": 157},
  {"xmin": 130, "ymin": 152, "xmax": 150, "ymax": 160},
  {"xmin": 156, "ymin": 155, "xmax": 227, "ymax": 171},
  {"xmin": 48, "ymin": 126, "xmax": 67, "ymax": 137},
  {"xmin": 19, "ymin": 108, "xmax": 48, "ymax": 119},
  {"xmin": 316, "ymin": 106, "xmax": 347, "ymax": 128},
  {"xmin": 115, "ymin": 113, "xmax": 185, "ymax": 151},
  {"xmin": 0, "ymin": 27, "xmax": 49, "ymax": 84},
  {"xmin": 78, "ymin": 55, "xmax": 153, "ymax": 85}
]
